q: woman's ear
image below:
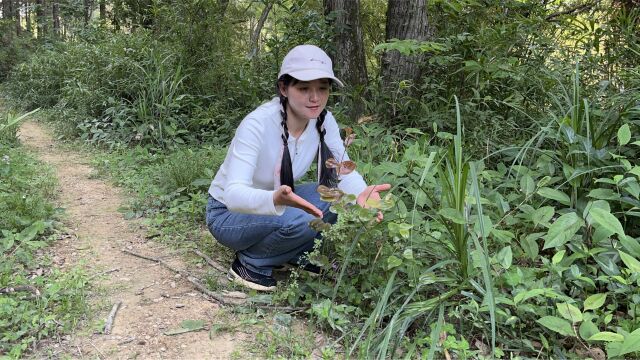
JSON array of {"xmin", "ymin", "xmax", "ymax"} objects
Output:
[{"xmin": 278, "ymin": 81, "xmax": 287, "ymax": 97}]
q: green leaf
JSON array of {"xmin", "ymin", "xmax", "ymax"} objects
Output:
[
  {"xmin": 387, "ymin": 255, "xmax": 402, "ymax": 270},
  {"xmin": 590, "ymin": 207, "xmax": 625, "ymax": 238},
  {"xmin": 584, "ymin": 293, "xmax": 607, "ymax": 311},
  {"xmin": 579, "ymin": 321, "xmax": 599, "ymax": 340},
  {"xmin": 496, "ymin": 246, "xmax": 512, "ymax": 269},
  {"xmin": 556, "ymin": 302, "xmax": 583, "ymax": 323},
  {"xmin": 588, "ymin": 188, "xmax": 621, "ymax": 200},
  {"xmin": 543, "ymin": 212, "xmax": 583, "ymax": 249},
  {"xmin": 588, "ymin": 332, "xmax": 624, "ymax": 342},
  {"xmin": 630, "ymin": 166, "xmax": 640, "ymax": 178},
  {"xmin": 531, "ymin": 206, "xmax": 554, "ymax": 227},
  {"xmin": 619, "ymin": 251, "xmax": 640, "ymax": 273},
  {"xmin": 537, "ymin": 316, "xmax": 574, "ymax": 336},
  {"xmin": 613, "ymin": 331, "xmax": 640, "ymax": 356},
  {"xmin": 438, "ymin": 208, "xmax": 466, "ymax": 224},
  {"xmin": 618, "ymin": 124, "xmax": 631, "ymax": 146},
  {"xmin": 181, "ymin": 319, "xmax": 205, "ymax": 330},
  {"xmin": 552, "ymin": 250, "xmax": 566, "ymax": 264},
  {"xmin": 537, "ymin": 187, "xmax": 571, "ymax": 206},
  {"xmin": 521, "ymin": 232, "xmax": 541, "ymax": 260},
  {"xmin": 620, "ymin": 236, "xmax": 640, "ymax": 258}
]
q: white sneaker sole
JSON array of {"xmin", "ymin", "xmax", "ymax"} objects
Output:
[{"xmin": 228, "ymin": 267, "xmax": 276, "ymax": 292}]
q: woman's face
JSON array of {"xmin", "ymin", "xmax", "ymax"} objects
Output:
[{"xmin": 280, "ymin": 78, "xmax": 331, "ymax": 123}]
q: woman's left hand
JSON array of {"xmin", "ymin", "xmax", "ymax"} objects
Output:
[{"xmin": 357, "ymin": 184, "xmax": 391, "ymax": 222}]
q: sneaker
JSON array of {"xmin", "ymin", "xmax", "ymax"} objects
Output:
[{"xmin": 228, "ymin": 258, "xmax": 277, "ymax": 292}]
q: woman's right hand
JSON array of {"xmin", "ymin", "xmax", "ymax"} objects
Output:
[{"xmin": 273, "ymin": 185, "xmax": 323, "ymax": 218}]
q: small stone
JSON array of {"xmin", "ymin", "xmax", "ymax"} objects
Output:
[
  {"xmin": 174, "ymin": 274, "xmax": 181, "ymax": 279},
  {"xmin": 170, "ymin": 281, "xmax": 176, "ymax": 288},
  {"xmin": 175, "ymin": 303, "xmax": 185, "ymax": 308},
  {"xmin": 137, "ymin": 340, "xmax": 147, "ymax": 345},
  {"xmin": 145, "ymin": 335, "xmax": 151, "ymax": 340},
  {"xmin": 160, "ymin": 347, "xmax": 166, "ymax": 352},
  {"xmin": 181, "ymin": 344, "xmax": 187, "ymax": 349}
]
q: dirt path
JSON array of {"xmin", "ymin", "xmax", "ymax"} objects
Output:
[{"xmin": 18, "ymin": 121, "xmax": 248, "ymax": 359}]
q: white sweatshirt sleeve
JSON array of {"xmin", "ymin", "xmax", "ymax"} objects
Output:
[
  {"xmin": 222, "ymin": 117, "xmax": 285, "ymax": 215},
  {"xmin": 322, "ymin": 113, "xmax": 368, "ymax": 197}
]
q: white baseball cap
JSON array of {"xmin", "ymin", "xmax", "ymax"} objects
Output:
[{"xmin": 278, "ymin": 45, "xmax": 345, "ymax": 87}]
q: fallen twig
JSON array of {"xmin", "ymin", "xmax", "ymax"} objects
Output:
[
  {"xmin": 253, "ymin": 305, "xmax": 306, "ymax": 313},
  {"xmin": 121, "ymin": 248, "xmax": 232, "ymax": 305},
  {"xmin": 88, "ymin": 268, "xmax": 120, "ymax": 281},
  {"xmin": 103, "ymin": 301, "xmax": 122, "ymax": 335},
  {"xmin": 0, "ymin": 285, "xmax": 41, "ymax": 297},
  {"xmin": 187, "ymin": 276, "xmax": 244, "ymax": 305},
  {"xmin": 193, "ymin": 249, "xmax": 227, "ymax": 273}
]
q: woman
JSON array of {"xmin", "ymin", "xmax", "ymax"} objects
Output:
[{"xmin": 206, "ymin": 44, "xmax": 390, "ymax": 291}]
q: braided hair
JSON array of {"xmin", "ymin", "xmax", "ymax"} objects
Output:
[{"xmin": 277, "ymin": 75, "xmax": 338, "ymax": 192}]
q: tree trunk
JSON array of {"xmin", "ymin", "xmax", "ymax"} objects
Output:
[
  {"xmin": 14, "ymin": 0, "xmax": 21, "ymax": 35},
  {"xmin": 35, "ymin": 0, "xmax": 45, "ymax": 37},
  {"xmin": 2, "ymin": 0, "xmax": 10, "ymax": 20},
  {"xmin": 52, "ymin": 0, "xmax": 59, "ymax": 36},
  {"xmin": 112, "ymin": 0, "xmax": 121, "ymax": 31},
  {"xmin": 99, "ymin": 0, "xmax": 105, "ymax": 20},
  {"xmin": 381, "ymin": 0, "xmax": 431, "ymax": 89},
  {"xmin": 324, "ymin": 0, "xmax": 368, "ymax": 120},
  {"xmin": 83, "ymin": 0, "xmax": 90, "ymax": 25},
  {"xmin": 25, "ymin": 0, "xmax": 31, "ymax": 33},
  {"xmin": 248, "ymin": 1, "xmax": 273, "ymax": 59}
]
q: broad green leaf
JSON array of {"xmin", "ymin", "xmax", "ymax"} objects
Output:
[
  {"xmin": 584, "ymin": 293, "xmax": 607, "ymax": 311},
  {"xmin": 531, "ymin": 206, "xmax": 554, "ymax": 227},
  {"xmin": 556, "ymin": 302, "xmax": 583, "ymax": 323},
  {"xmin": 607, "ymin": 332, "xmax": 640, "ymax": 357},
  {"xmin": 520, "ymin": 174, "xmax": 535, "ymax": 195},
  {"xmin": 387, "ymin": 255, "xmax": 402, "ymax": 270},
  {"xmin": 552, "ymin": 250, "xmax": 566, "ymax": 264},
  {"xmin": 590, "ymin": 207, "xmax": 625, "ymax": 238},
  {"xmin": 588, "ymin": 332, "xmax": 624, "ymax": 342},
  {"xmin": 537, "ymin": 187, "xmax": 571, "ymax": 206},
  {"xmin": 521, "ymin": 232, "xmax": 541, "ymax": 260},
  {"xmin": 630, "ymin": 166, "xmax": 640, "ymax": 178},
  {"xmin": 618, "ymin": 124, "xmax": 631, "ymax": 146},
  {"xmin": 579, "ymin": 321, "xmax": 599, "ymax": 340},
  {"xmin": 537, "ymin": 316, "xmax": 574, "ymax": 336},
  {"xmin": 496, "ymin": 246, "xmax": 513, "ymax": 269},
  {"xmin": 181, "ymin": 319, "xmax": 205, "ymax": 330},
  {"xmin": 620, "ymin": 236, "xmax": 640, "ymax": 258},
  {"xmin": 543, "ymin": 212, "xmax": 583, "ymax": 249},
  {"xmin": 473, "ymin": 215, "xmax": 493, "ymax": 238},
  {"xmin": 588, "ymin": 188, "xmax": 620, "ymax": 200},
  {"xmin": 438, "ymin": 208, "xmax": 466, "ymax": 224},
  {"xmin": 619, "ymin": 251, "xmax": 640, "ymax": 273}
]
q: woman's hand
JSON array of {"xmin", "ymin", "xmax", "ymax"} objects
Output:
[
  {"xmin": 273, "ymin": 185, "xmax": 323, "ymax": 218},
  {"xmin": 357, "ymin": 184, "xmax": 391, "ymax": 222}
]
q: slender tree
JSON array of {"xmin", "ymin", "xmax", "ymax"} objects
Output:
[
  {"xmin": 324, "ymin": 0, "xmax": 368, "ymax": 119},
  {"xmin": 381, "ymin": 0, "xmax": 431, "ymax": 89},
  {"xmin": 99, "ymin": 0, "xmax": 105, "ymax": 20},
  {"xmin": 14, "ymin": 0, "xmax": 21, "ymax": 35},
  {"xmin": 35, "ymin": 0, "xmax": 45, "ymax": 37},
  {"xmin": 52, "ymin": 0, "xmax": 59, "ymax": 35},
  {"xmin": 248, "ymin": 1, "xmax": 273, "ymax": 59},
  {"xmin": 2, "ymin": 0, "xmax": 9, "ymax": 19},
  {"xmin": 25, "ymin": 0, "xmax": 32, "ymax": 33}
]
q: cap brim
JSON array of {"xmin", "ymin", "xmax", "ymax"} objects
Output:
[{"xmin": 286, "ymin": 69, "xmax": 345, "ymax": 87}]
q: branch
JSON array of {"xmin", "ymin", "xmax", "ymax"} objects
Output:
[
  {"xmin": 192, "ymin": 249, "xmax": 227, "ymax": 273},
  {"xmin": 121, "ymin": 249, "xmax": 235, "ymax": 305},
  {"xmin": 103, "ymin": 301, "xmax": 122, "ymax": 335},
  {"xmin": 546, "ymin": 1, "xmax": 600, "ymax": 21}
]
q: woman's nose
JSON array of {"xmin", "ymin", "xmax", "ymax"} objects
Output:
[{"xmin": 310, "ymin": 89, "xmax": 319, "ymax": 102}]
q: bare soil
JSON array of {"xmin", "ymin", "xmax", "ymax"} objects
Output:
[{"xmin": 18, "ymin": 121, "xmax": 250, "ymax": 359}]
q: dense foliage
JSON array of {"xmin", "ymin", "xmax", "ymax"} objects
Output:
[{"xmin": 1, "ymin": 0, "xmax": 639, "ymax": 358}]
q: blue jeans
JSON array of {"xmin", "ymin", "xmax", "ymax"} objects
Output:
[{"xmin": 205, "ymin": 183, "xmax": 337, "ymax": 276}]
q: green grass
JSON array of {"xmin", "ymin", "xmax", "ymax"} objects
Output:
[{"xmin": 0, "ymin": 141, "xmax": 88, "ymax": 357}]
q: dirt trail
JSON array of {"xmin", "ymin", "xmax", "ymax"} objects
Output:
[{"xmin": 18, "ymin": 121, "xmax": 247, "ymax": 359}]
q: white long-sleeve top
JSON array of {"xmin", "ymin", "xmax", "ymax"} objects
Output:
[{"xmin": 208, "ymin": 97, "xmax": 368, "ymax": 215}]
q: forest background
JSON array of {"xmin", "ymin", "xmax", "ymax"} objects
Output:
[{"xmin": 1, "ymin": 0, "xmax": 640, "ymax": 358}]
